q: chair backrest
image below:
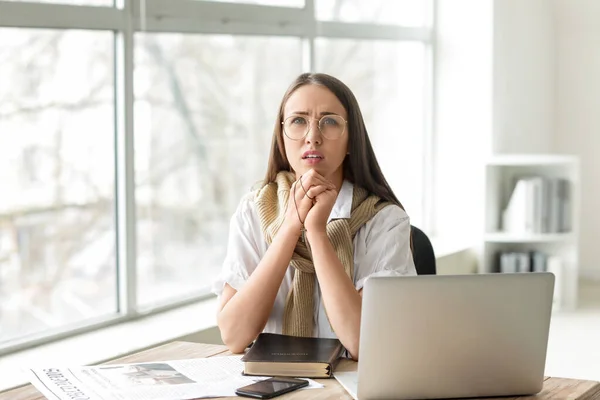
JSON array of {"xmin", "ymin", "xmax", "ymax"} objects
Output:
[{"xmin": 410, "ymin": 225, "xmax": 436, "ymax": 275}]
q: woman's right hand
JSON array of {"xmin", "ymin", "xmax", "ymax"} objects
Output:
[{"xmin": 283, "ymin": 170, "xmax": 335, "ymax": 234}]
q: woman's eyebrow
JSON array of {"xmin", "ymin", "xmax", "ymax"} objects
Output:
[{"xmin": 289, "ymin": 111, "xmax": 339, "ymax": 116}]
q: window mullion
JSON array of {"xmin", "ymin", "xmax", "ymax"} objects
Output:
[
  {"xmin": 0, "ymin": 1, "xmax": 123, "ymax": 30},
  {"xmin": 115, "ymin": 0, "xmax": 138, "ymax": 316},
  {"xmin": 303, "ymin": 0, "xmax": 315, "ymax": 72}
]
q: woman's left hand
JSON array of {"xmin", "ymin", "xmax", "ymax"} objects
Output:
[{"xmin": 304, "ymin": 186, "xmax": 338, "ymax": 234}]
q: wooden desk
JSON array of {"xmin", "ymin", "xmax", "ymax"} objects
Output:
[{"xmin": 1, "ymin": 341, "xmax": 599, "ymax": 400}]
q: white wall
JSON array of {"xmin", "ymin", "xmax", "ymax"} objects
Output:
[
  {"xmin": 492, "ymin": 0, "xmax": 555, "ymax": 154},
  {"xmin": 433, "ymin": 0, "xmax": 492, "ymax": 244},
  {"xmin": 486, "ymin": 0, "xmax": 599, "ymax": 279},
  {"xmin": 435, "ymin": 0, "xmax": 598, "ymax": 280},
  {"xmin": 434, "ymin": 0, "xmax": 556, "ymax": 242},
  {"xmin": 553, "ymin": 0, "xmax": 600, "ymax": 279}
]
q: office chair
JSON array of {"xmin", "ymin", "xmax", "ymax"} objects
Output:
[{"xmin": 410, "ymin": 225, "xmax": 436, "ymax": 275}]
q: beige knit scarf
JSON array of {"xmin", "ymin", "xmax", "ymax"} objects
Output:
[{"xmin": 254, "ymin": 171, "xmax": 390, "ymax": 337}]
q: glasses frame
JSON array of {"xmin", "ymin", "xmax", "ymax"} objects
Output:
[{"xmin": 281, "ymin": 114, "xmax": 348, "ymax": 141}]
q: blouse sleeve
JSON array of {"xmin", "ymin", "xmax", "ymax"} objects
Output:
[
  {"xmin": 211, "ymin": 193, "xmax": 262, "ymax": 297},
  {"xmin": 354, "ymin": 205, "xmax": 417, "ymax": 291}
]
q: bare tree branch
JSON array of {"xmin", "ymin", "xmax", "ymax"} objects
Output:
[
  {"xmin": 144, "ymin": 37, "xmax": 207, "ymax": 160},
  {"xmin": 0, "ymin": 98, "xmax": 111, "ymax": 118},
  {"xmin": 1, "ymin": 75, "xmax": 111, "ymax": 118},
  {"xmin": 0, "ymin": 199, "xmax": 112, "ymax": 222}
]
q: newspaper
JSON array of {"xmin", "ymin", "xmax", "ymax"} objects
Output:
[{"xmin": 26, "ymin": 355, "xmax": 323, "ymax": 400}]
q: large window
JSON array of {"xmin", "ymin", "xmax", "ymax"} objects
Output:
[
  {"xmin": 0, "ymin": 28, "xmax": 116, "ymax": 344},
  {"xmin": 0, "ymin": 0, "xmax": 432, "ymax": 354}
]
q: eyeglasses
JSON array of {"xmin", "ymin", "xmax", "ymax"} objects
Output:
[{"xmin": 281, "ymin": 114, "xmax": 347, "ymax": 141}]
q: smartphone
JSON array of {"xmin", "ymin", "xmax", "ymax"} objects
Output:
[{"xmin": 235, "ymin": 377, "xmax": 309, "ymax": 399}]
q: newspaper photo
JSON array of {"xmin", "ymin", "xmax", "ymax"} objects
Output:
[{"xmin": 26, "ymin": 355, "xmax": 323, "ymax": 400}]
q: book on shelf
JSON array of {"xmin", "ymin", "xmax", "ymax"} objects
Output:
[
  {"xmin": 502, "ymin": 177, "xmax": 571, "ymax": 235},
  {"xmin": 498, "ymin": 251, "xmax": 547, "ymax": 273},
  {"xmin": 497, "ymin": 251, "xmax": 562, "ymax": 307},
  {"xmin": 546, "ymin": 256, "xmax": 563, "ymax": 307},
  {"xmin": 241, "ymin": 333, "xmax": 344, "ymax": 378}
]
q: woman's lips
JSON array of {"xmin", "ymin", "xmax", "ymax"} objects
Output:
[
  {"xmin": 302, "ymin": 157, "xmax": 323, "ymax": 165},
  {"xmin": 302, "ymin": 150, "xmax": 324, "ymax": 165}
]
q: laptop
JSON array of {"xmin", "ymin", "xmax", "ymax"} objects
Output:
[{"xmin": 335, "ymin": 273, "xmax": 555, "ymax": 400}]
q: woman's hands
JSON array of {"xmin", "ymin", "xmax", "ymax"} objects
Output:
[
  {"xmin": 282, "ymin": 169, "xmax": 338, "ymax": 236},
  {"xmin": 304, "ymin": 181, "xmax": 337, "ymax": 234},
  {"xmin": 284, "ymin": 169, "xmax": 336, "ymax": 234}
]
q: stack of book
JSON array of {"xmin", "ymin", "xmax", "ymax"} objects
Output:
[
  {"xmin": 497, "ymin": 251, "xmax": 562, "ymax": 306},
  {"xmin": 502, "ymin": 177, "xmax": 571, "ymax": 234},
  {"xmin": 497, "ymin": 251, "xmax": 563, "ymax": 274}
]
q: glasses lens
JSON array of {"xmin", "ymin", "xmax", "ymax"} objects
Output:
[
  {"xmin": 283, "ymin": 116, "xmax": 308, "ymax": 140},
  {"xmin": 319, "ymin": 115, "xmax": 345, "ymax": 139}
]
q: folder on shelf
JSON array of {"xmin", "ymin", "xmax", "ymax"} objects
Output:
[{"xmin": 502, "ymin": 179, "xmax": 529, "ymax": 234}]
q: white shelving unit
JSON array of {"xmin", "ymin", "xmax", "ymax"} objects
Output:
[{"xmin": 482, "ymin": 154, "xmax": 580, "ymax": 310}]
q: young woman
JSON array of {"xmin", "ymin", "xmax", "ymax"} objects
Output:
[{"xmin": 212, "ymin": 73, "xmax": 416, "ymax": 360}]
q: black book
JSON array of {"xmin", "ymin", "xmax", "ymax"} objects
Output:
[{"xmin": 241, "ymin": 333, "xmax": 345, "ymax": 378}]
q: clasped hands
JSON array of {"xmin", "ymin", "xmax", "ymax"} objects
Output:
[{"xmin": 285, "ymin": 169, "xmax": 338, "ymax": 235}]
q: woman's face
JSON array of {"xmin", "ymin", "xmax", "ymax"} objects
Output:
[{"xmin": 282, "ymin": 84, "xmax": 349, "ymax": 183}]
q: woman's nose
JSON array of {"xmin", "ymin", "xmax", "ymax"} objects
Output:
[{"xmin": 305, "ymin": 119, "xmax": 322, "ymax": 144}]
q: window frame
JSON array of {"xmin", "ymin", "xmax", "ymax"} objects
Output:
[{"xmin": 0, "ymin": 0, "xmax": 435, "ymax": 356}]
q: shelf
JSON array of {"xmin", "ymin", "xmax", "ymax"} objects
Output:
[
  {"xmin": 483, "ymin": 154, "xmax": 580, "ymax": 310},
  {"xmin": 484, "ymin": 232, "xmax": 575, "ymax": 243},
  {"xmin": 486, "ymin": 154, "xmax": 579, "ymax": 166}
]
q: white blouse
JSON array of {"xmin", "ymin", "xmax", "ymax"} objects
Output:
[{"xmin": 211, "ymin": 180, "xmax": 417, "ymax": 339}]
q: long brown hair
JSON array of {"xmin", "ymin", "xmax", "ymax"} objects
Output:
[{"xmin": 263, "ymin": 72, "xmax": 405, "ymax": 210}]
